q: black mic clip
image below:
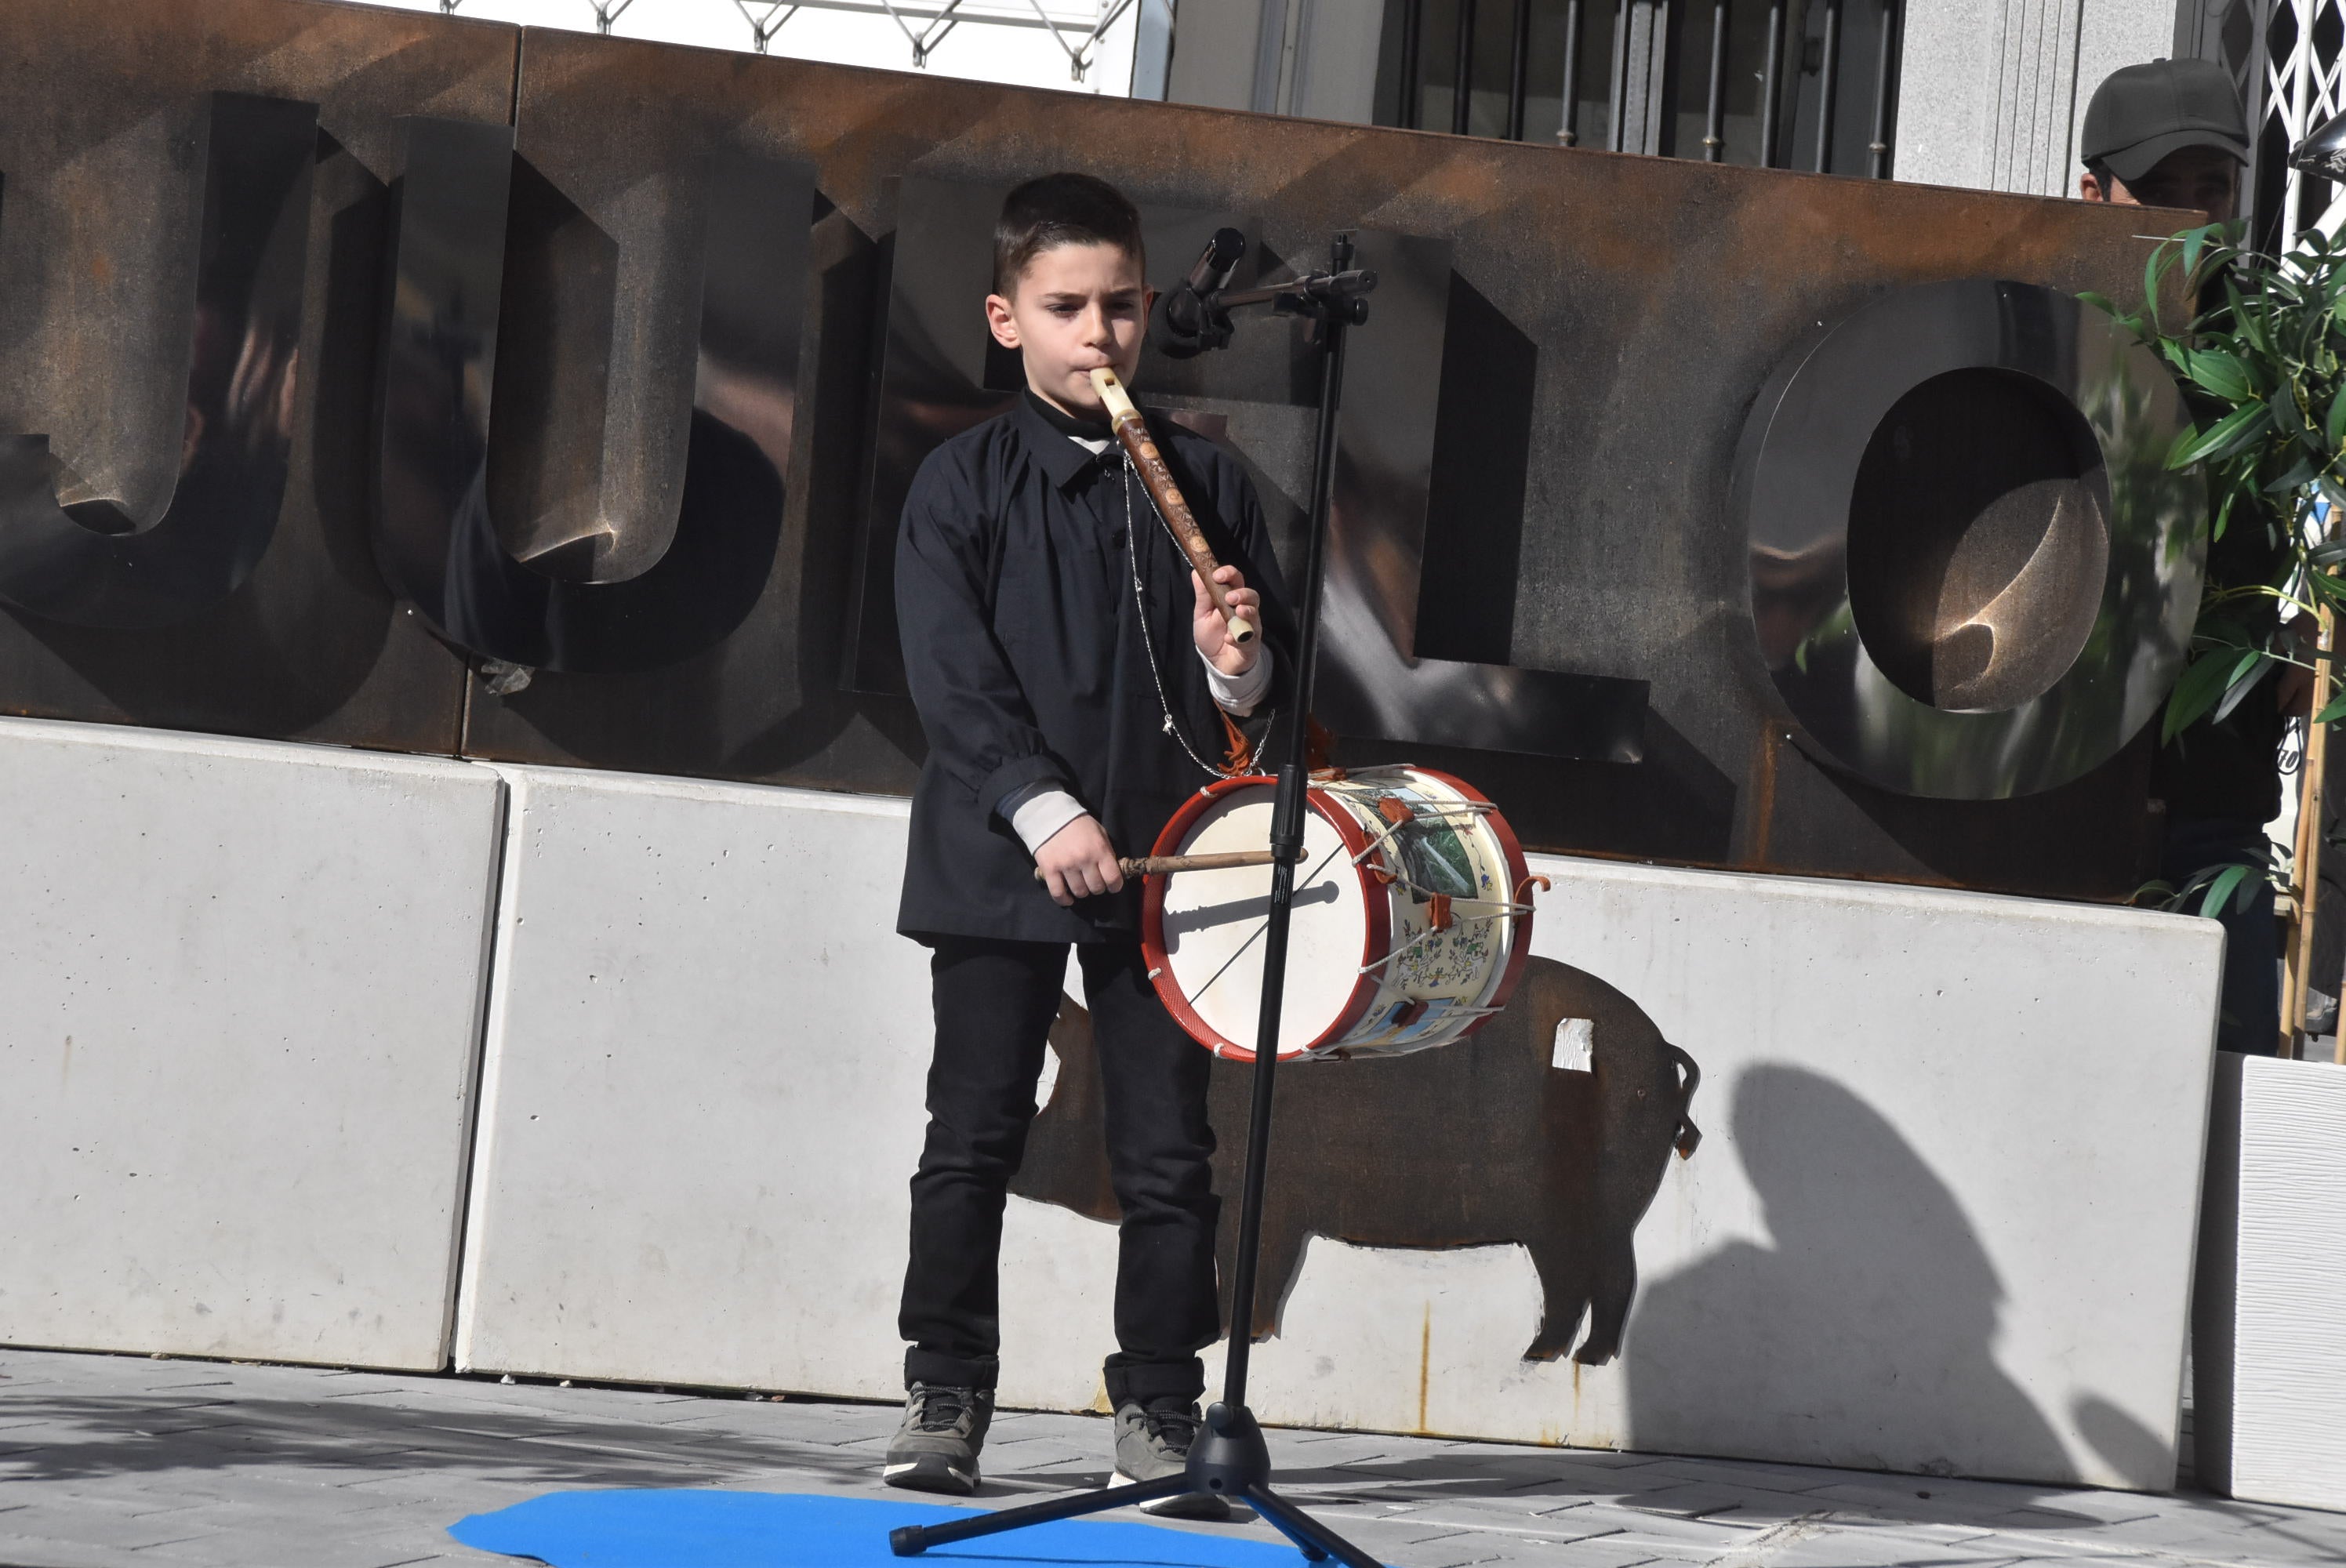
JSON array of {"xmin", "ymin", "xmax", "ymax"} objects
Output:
[
  {"xmin": 1266, "ymin": 267, "xmax": 1378, "ymax": 328},
  {"xmin": 1178, "ymin": 292, "xmax": 1238, "ymax": 356},
  {"xmin": 1153, "ymin": 227, "xmax": 1247, "ymax": 359}
]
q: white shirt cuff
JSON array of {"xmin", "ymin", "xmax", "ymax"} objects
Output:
[
  {"xmin": 1002, "ymin": 785, "xmax": 1091, "ymax": 858},
  {"xmin": 1201, "ymin": 645, "xmax": 1273, "ymax": 716}
]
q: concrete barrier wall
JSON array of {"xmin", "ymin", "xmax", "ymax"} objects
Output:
[
  {"xmin": 453, "ymin": 763, "xmax": 2221, "ymax": 1490},
  {"xmin": 1364, "ymin": 860, "xmax": 2218, "ymax": 1490},
  {"xmin": 0, "ymin": 724, "xmax": 2221, "ymax": 1483},
  {"xmin": 0, "ymin": 719, "xmax": 505, "ymax": 1370},
  {"xmin": 452, "ymin": 766, "xmax": 931, "ymax": 1396}
]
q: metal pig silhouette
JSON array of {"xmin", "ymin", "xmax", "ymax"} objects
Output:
[
  {"xmin": 373, "ymin": 117, "xmax": 812, "ymax": 673},
  {"xmin": 0, "ymin": 92, "xmax": 314, "ymax": 627},
  {"xmin": 1011, "ymin": 955, "xmax": 1701, "ymax": 1365}
]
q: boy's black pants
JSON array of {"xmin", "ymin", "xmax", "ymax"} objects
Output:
[{"xmin": 900, "ymin": 935, "xmax": 1220, "ymax": 1407}]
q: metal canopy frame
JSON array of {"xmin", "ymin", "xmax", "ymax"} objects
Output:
[{"xmin": 439, "ymin": 0, "xmax": 1137, "ymax": 76}]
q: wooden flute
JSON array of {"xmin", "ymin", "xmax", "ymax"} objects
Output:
[{"xmin": 1089, "ymin": 366, "xmax": 1257, "ymax": 645}]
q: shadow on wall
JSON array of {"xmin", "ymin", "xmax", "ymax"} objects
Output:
[
  {"xmin": 1620, "ymin": 1065, "xmax": 2168, "ymax": 1486},
  {"xmin": 1010, "ymin": 956, "xmax": 1700, "ymax": 1365}
]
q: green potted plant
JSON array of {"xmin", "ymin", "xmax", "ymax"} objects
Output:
[
  {"xmin": 2096, "ymin": 223, "xmax": 2346, "ymax": 1511},
  {"xmin": 2092, "ymin": 227, "xmax": 2343, "ymax": 956}
]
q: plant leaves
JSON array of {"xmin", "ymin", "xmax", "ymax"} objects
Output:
[
  {"xmin": 2199, "ymin": 862, "xmax": 2256, "ymax": 919},
  {"xmin": 2212, "ymin": 649, "xmax": 2275, "ymax": 724},
  {"xmin": 2272, "ymin": 379, "xmax": 2305, "ymax": 439},
  {"xmin": 2315, "ymin": 688, "xmax": 2346, "ymax": 725},
  {"xmin": 2268, "ymin": 456, "xmax": 2319, "ymax": 492},
  {"xmin": 2163, "ymin": 645, "xmax": 2262, "ymax": 740},
  {"xmin": 2227, "ymin": 275, "xmax": 2272, "ymax": 356},
  {"xmin": 2168, "ymin": 403, "xmax": 2273, "ymax": 468},
  {"xmin": 2182, "ymin": 347, "xmax": 2257, "ymax": 402}
]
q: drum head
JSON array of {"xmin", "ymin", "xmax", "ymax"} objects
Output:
[{"xmin": 1144, "ymin": 787, "xmax": 1378, "ymax": 1061}]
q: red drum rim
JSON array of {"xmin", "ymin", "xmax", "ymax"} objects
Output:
[{"xmin": 1139, "ymin": 774, "xmax": 1389, "ymax": 1063}]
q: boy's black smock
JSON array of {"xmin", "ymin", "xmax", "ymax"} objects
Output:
[{"xmin": 895, "ymin": 393, "xmax": 1291, "ymax": 945}]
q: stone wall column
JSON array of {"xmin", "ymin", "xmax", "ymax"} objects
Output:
[
  {"xmin": 1165, "ymin": 0, "xmax": 1382, "ymax": 123},
  {"xmin": 1898, "ymin": 0, "xmax": 2176, "ymax": 197}
]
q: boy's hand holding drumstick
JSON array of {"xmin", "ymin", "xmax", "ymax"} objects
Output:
[{"xmin": 1035, "ymin": 815, "xmax": 1124, "ymax": 906}]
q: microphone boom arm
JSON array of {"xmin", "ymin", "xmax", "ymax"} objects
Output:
[{"xmin": 1207, "ymin": 267, "xmax": 1378, "ymax": 321}]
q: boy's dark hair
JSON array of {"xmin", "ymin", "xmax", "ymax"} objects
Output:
[{"xmin": 993, "ymin": 172, "xmax": 1146, "ymax": 296}]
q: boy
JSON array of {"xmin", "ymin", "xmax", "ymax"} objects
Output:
[{"xmin": 885, "ymin": 172, "xmax": 1289, "ymax": 1514}]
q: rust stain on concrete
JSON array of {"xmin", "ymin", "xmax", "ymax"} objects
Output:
[{"xmin": 1416, "ymin": 1304, "xmax": 1430, "ymax": 1435}]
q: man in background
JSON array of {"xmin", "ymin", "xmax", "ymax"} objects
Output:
[
  {"xmin": 2079, "ymin": 59, "xmax": 2284, "ymax": 1053},
  {"xmin": 2078, "ymin": 59, "xmax": 2244, "ymax": 219}
]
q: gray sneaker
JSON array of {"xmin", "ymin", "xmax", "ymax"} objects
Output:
[
  {"xmin": 1111, "ymin": 1398, "xmax": 1232, "ymax": 1520},
  {"xmin": 884, "ymin": 1383, "xmax": 992, "ymax": 1496}
]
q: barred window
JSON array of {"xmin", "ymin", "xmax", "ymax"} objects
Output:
[{"xmin": 1372, "ymin": 0, "xmax": 1901, "ymax": 176}]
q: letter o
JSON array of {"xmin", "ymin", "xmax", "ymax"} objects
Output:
[{"xmin": 1736, "ymin": 278, "xmax": 2204, "ymax": 800}]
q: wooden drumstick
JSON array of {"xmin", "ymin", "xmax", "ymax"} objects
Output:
[
  {"xmin": 1033, "ymin": 849, "xmax": 1275, "ymax": 882},
  {"xmin": 1090, "ymin": 367, "xmax": 1257, "ymax": 645}
]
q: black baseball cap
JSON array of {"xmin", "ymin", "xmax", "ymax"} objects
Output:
[{"xmin": 2080, "ymin": 59, "xmax": 2250, "ymax": 182}]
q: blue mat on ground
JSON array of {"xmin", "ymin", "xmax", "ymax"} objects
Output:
[{"xmin": 448, "ymin": 1489, "xmax": 1342, "ymax": 1566}]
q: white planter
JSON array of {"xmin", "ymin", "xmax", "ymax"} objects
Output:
[{"xmin": 2195, "ymin": 1053, "xmax": 2346, "ymax": 1510}]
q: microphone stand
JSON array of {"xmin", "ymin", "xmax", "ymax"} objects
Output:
[{"xmin": 888, "ymin": 234, "xmax": 1382, "ymax": 1567}]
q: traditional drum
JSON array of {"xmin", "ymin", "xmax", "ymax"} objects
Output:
[{"xmin": 1138, "ymin": 766, "xmax": 1541, "ymax": 1062}]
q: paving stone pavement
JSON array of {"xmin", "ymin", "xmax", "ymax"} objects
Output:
[{"xmin": 2, "ymin": 1347, "xmax": 2341, "ymax": 1568}]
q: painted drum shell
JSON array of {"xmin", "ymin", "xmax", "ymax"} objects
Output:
[{"xmin": 1441, "ymin": 768, "xmax": 1538, "ymax": 1032}]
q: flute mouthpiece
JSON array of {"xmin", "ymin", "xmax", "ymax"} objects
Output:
[{"xmin": 1089, "ymin": 367, "xmax": 1139, "ymax": 423}]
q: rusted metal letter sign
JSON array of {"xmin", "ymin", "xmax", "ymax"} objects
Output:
[
  {"xmin": 0, "ymin": 0, "xmax": 2209, "ymax": 898},
  {"xmin": 374, "ymin": 118, "xmax": 813, "ymax": 673},
  {"xmin": 0, "ymin": 93, "xmax": 314, "ymax": 627}
]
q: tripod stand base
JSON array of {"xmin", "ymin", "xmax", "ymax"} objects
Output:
[{"xmin": 885, "ymin": 1403, "xmax": 1381, "ymax": 1566}]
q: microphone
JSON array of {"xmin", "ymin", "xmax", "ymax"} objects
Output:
[{"xmin": 1151, "ymin": 227, "xmax": 1246, "ymax": 358}]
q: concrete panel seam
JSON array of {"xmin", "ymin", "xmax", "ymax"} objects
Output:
[
  {"xmin": 454, "ymin": 771, "xmax": 535, "ymax": 1373},
  {"xmin": 441, "ymin": 767, "xmax": 514, "ymax": 1373}
]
